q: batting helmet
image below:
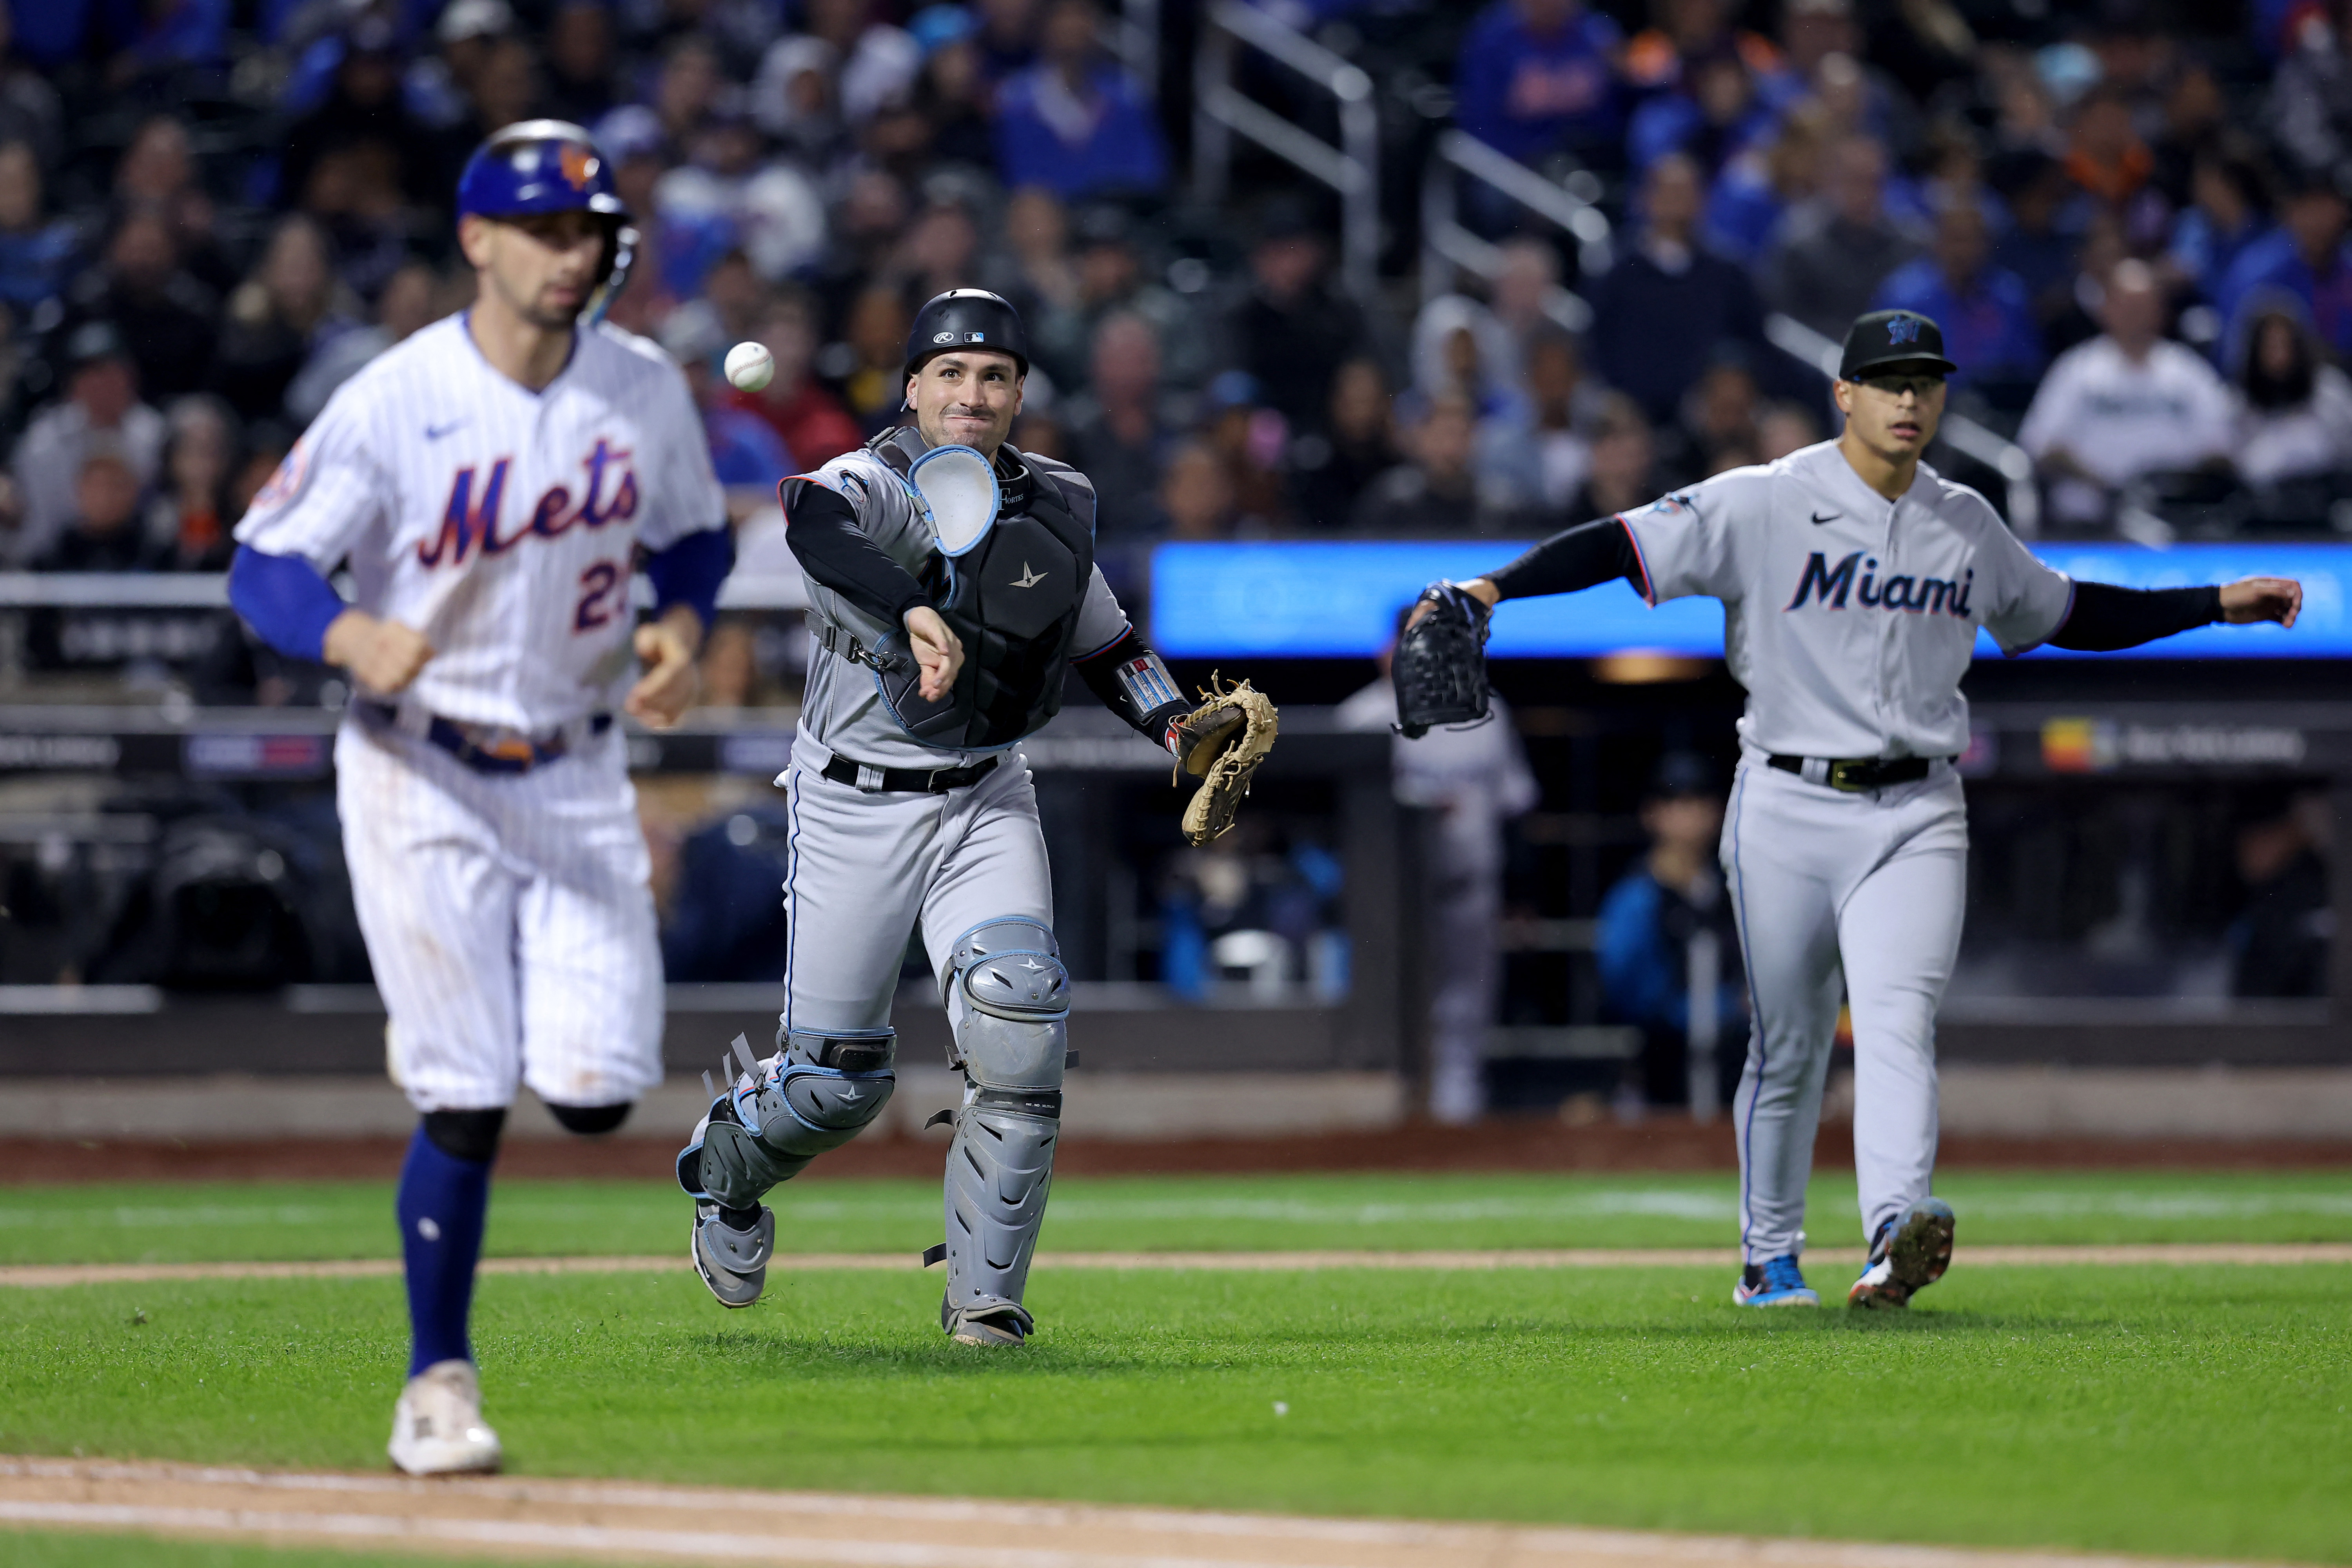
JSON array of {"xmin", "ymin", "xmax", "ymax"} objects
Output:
[
  {"xmin": 456, "ymin": 120, "xmax": 635, "ymax": 317},
  {"xmin": 904, "ymin": 289, "xmax": 1029, "ymax": 379}
]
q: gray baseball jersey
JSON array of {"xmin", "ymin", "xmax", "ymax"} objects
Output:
[
  {"xmin": 795, "ymin": 442, "xmax": 1133, "ymax": 770},
  {"xmin": 1620, "ymin": 440, "xmax": 2075, "ymax": 762}
]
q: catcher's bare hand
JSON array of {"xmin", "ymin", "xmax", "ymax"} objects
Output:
[
  {"xmin": 323, "ymin": 609, "xmax": 434, "ymax": 694},
  {"xmin": 1406, "ymin": 577, "xmax": 1501, "ymax": 630},
  {"xmin": 624, "ymin": 607, "xmax": 703, "ymax": 729},
  {"xmin": 904, "ymin": 605, "xmax": 963, "ymax": 701},
  {"xmin": 2220, "ymin": 577, "xmax": 2301, "ymax": 628}
]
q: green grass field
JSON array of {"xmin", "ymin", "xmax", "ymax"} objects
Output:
[{"xmin": 3, "ymin": 1170, "xmax": 2350, "ymax": 1564}]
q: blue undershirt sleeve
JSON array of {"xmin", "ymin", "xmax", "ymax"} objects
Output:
[
  {"xmin": 643, "ymin": 524, "xmax": 734, "ymax": 634},
  {"xmin": 227, "ymin": 544, "xmax": 349, "ymax": 663}
]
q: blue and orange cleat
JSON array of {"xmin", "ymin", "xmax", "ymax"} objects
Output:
[{"xmin": 1732, "ymin": 1253, "xmax": 1819, "ymax": 1306}]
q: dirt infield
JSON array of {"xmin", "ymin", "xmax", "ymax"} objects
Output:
[
  {"xmin": 6, "ymin": 1122, "xmax": 2352, "ymax": 1184},
  {"xmin": 0, "ymin": 1456, "xmax": 2273, "ymax": 1568},
  {"xmin": 5, "ymin": 1243, "xmax": 2348, "ymax": 1290}
]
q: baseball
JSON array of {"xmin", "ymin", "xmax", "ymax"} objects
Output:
[{"xmin": 724, "ymin": 340, "xmax": 774, "ymax": 392}]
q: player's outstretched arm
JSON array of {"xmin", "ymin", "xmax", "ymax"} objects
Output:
[
  {"xmin": 2045, "ymin": 577, "xmax": 2301, "ymax": 652},
  {"xmin": 1406, "ymin": 516, "xmax": 1645, "ymax": 630}
]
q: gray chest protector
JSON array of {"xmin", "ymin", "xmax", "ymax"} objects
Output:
[{"xmin": 866, "ymin": 428, "xmax": 1098, "ymax": 751}]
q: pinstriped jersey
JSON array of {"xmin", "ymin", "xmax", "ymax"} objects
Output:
[
  {"xmin": 1619, "ymin": 440, "xmax": 2073, "ymax": 760},
  {"xmin": 234, "ymin": 314, "xmax": 726, "ymax": 733}
]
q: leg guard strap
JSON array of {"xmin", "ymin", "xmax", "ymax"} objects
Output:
[{"xmin": 676, "ymin": 1027, "xmax": 897, "ymax": 1205}]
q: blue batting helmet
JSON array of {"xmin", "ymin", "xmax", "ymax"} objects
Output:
[{"xmin": 455, "ymin": 120, "xmax": 635, "ymax": 319}]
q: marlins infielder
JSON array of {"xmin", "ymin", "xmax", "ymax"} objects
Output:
[
  {"xmin": 226, "ymin": 122, "xmax": 732, "ymax": 1472},
  {"xmin": 1399, "ymin": 310, "xmax": 2301, "ymax": 1308},
  {"xmin": 675, "ymin": 289, "xmax": 1268, "ymax": 1346}
]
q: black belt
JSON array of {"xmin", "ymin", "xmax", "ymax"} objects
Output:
[
  {"xmin": 358, "ymin": 700, "xmax": 609, "ymax": 776},
  {"xmin": 820, "ymin": 751, "xmax": 1000, "ymax": 794},
  {"xmin": 1768, "ymin": 754, "xmax": 1946, "ymax": 792}
]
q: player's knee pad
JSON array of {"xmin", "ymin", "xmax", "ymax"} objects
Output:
[
  {"xmin": 546, "ymin": 1101, "xmax": 631, "ymax": 1136},
  {"xmin": 423, "ymin": 1108, "xmax": 506, "ymax": 1164},
  {"xmin": 676, "ymin": 1028, "xmax": 897, "ymax": 1207},
  {"xmin": 950, "ymin": 917, "xmax": 1069, "ymax": 1093}
]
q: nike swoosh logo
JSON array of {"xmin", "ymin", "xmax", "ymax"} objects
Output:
[
  {"xmin": 1010, "ymin": 563, "xmax": 1046, "ymax": 588},
  {"xmin": 426, "ymin": 420, "xmax": 468, "ymax": 441},
  {"xmin": 1810, "ymin": 511, "xmax": 1840, "ymax": 525}
]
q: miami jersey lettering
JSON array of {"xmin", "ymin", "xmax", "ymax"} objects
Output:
[{"xmin": 234, "ymin": 314, "xmax": 724, "ymax": 733}]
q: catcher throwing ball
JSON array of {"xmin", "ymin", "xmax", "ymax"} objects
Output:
[
  {"xmin": 1397, "ymin": 309, "xmax": 2301, "ymax": 1313},
  {"xmin": 675, "ymin": 289, "xmax": 1274, "ymax": 1347}
]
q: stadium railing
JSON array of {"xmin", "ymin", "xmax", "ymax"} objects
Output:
[
  {"xmin": 1190, "ymin": 0, "xmax": 1379, "ymax": 301},
  {"xmin": 1418, "ymin": 128, "xmax": 1613, "ymax": 333}
]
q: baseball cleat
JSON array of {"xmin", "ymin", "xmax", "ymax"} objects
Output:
[
  {"xmin": 1732, "ymin": 1254, "xmax": 1819, "ymax": 1306},
  {"xmin": 388, "ymin": 1359, "xmax": 501, "ymax": 1476},
  {"xmin": 691, "ymin": 1200, "xmax": 774, "ymax": 1309},
  {"xmin": 942, "ymin": 1292, "xmax": 1033, "ymax": 1346},
  {"xmin": 1848, "ymin": 1197, "xmax": 1956, "ymax": 1309}
]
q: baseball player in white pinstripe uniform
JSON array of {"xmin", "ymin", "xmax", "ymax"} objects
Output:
[{"xmin": 228, "ymin": 122, "xmax": 732, "ymax": 1474}]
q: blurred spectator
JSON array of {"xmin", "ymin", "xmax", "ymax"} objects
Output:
[
  {"xmin": 1702, "ymin": 100, "xmax": 1826, "ymax": 266},
  {"xmin": 598, "ymin": 109, "xmax": 689, "ymax": 335},
  {"xmin": 1596, "ymin": 751, "xmax": 1746, "ymax": 1112},
  {"xmin": 10, "ymin": 321, "xmax": 165, "ymax": 565},
  {"xmin": 1226, "ymin": 203, "xmax": 1366, "ymax": 438},
  {"xmin": 1564, "ymin": 392, "xmax": 1659, "ymax": 518},
  {"xmin": 544, "ymin": 0, "xmax": 621, "ymax": 125},
  {"xmin": 1411, "ymin": 293, "xmax": 1518, "ymax": 416},
  {"xmin": 986, "ymin": 186, "xmax": 1078, "ymax": 322},
  {"xmin": 1777, "ymin": 0, "xmax": 1916, "ymax": 154},
  {"xmin": 0, "ymin": 141, "xmax": 75, "ymax": 310},
  {"xmin": 749, "ymin": 34, "xmax": 845, "ymax": 164},
  {"xmin": 1989, "ymin": 150, "xmax": 2088, "ymax": 331},
  {"xmin": 1677, "ymin": 354, "xmax": 1761, "ymax": 478},
  {"xmin": 1066, "ymin": 311, "xmax": 1171, "ymax": 539},
  {"xmin": 225, "ymin": 419, "xmax": 294, "ymax": 521},
  {"xmin": 211, "ymin": 215, "xmax": 364, "ymax": 425},
  {"xmin": 2061, "ymin": 84, "xmax": 2155, "ymax": 222},
  {"xmin": 1454, "ymin": 0, "xmax": 1624, "ymax": 171},
  {"xmin": 0, "ymin": 9, "xmax": 62, "ymax": 174},
  {"xmin": 1872, "ymin": 203, "xmax": 2044, "ymax": 404},
  {"xmin": 435, "ymin": 33, "xmax": 546, "ymax": 191},
  {"xmin": 67, "ymin": 210, "xmax": 220, "ymax": 403},
  {"xmin": 1289, "ymin": 356, "xmax": 1399, "ymax": 531},
  {"xmin": 755, "ymin": 0, "xmax": 918, "ymax": 135},
  {"xmin": 887, "ymin": 193, "xmax": 984, "ymax": 307},
  {"xmin": 2217, "ymin": 171, "xmax": 2352, "ymax": 363},
  {"xmin": 975, "ymin": 0, "xmax": 1042, "ymax": 83},
  {"xmin": 810, "ymin": 167, "xmax": 909, "ymax": 331},
  {"xmin": 653, "ymin": 101, "xmax": 828, "ymax": 283},
  {"xmin": 2230, "ymin": 792, "xmax": 2331, "ymax": 998},
  {"xmin": 408, "ymin": 0, "xmax": 516, "ymax": 132},
  {"xmin": 992, "ymin": 0, "xmax": 1167, "ymax": 200},
  {"xmin": 1156, "ymin": 441, "xmax": 1236, "ymax": 539},
  {"xmin": 1624, "ymin": 0, "xmax": 1784, "ymax": 98},
  {"xmin": 285, "ymin": 258, "xmax": 441, "ymax": 423},
  {"xmin": 699, "ymin": 249, "xmax": 767, "ymax": 347},
  {"xmin": 2149, "ymin": 63, "xmax": 2227, "ymax": 209},
  {"xmin": 1588, "ymin": 153, "xmax": 1770, "ymax": 425},
  {"xmin": 32, "ymin": 448, "xmax": 159, "ymax": 572},
  {"xmin": 145, "ymin": 395, "xmax": 238, "ymax": 570},
  {"xmin": 2018, "ymin": 260, "xmax": 2234, "ymax": 528},
  {"xmin": 2166, "ymin": 144, "xmax": 2274, "ymax": 310},
  {"xmin": 1352, "ymin": 392, "xmax": 1530, "ymax": 535},
  {"xmin": 655, "ymin": 34, "xmax": 727, "ymax": 146},
  {"xmin": 104, "ymin": 0, "xmax": 231, "ymax": 96},
  {"xmin": 1763, "ymin": 134, "xmax": 1918, "ymax": 341},
  {"xmin": 2266, "ymin": 0, "xmax": 2352, "ymax": 180},
  {"xmin": 279, "ymin": 20, "xmax": 441, "ymax": 215},
  {"xmin": 1033, "ymin": 203, "xmax": 1205, "ymax": 395},
  {"xmin": 1487, "ymin": 238, "xmax": 1563, "ymax": 385},
  {"xmin": 114, "ymin": 115, "xmax": 234, "ymax": 296},
  {"xmin": 727, "ymin": 286, "xmax": 862, "ymax": 468},
  {"xmin": 1481, "ymin": 328, "xmax": 1599, "ymax": 519},
  {"xmin": 1756, "ymin": 398, "xmax": 1822, "ymax": 461},
  {"xmin": 1199, "ymin": 371, "xmax": 1292, "ymax": 530},
  {"xmin": 906, "ymin": 6, "xmax": 991, "ymax": 159},
  {"xmin": 833, "ymin": 284, "xmax": 913, "ymax": 432},
  {"xmin": 2232, "ymin": 302, "xmax": 2352, "ymax": 488},
  {"xmin": 1628, "ymin": 43, "xmax": 1777, "ymax": 179},
  {"xmin": 661, "ymin": 300, "xmax": 795, "ymax": 513}
]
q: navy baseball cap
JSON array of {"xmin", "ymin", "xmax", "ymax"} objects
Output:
[{"xmin": 1838, "ymin": 309, "xmax": 1957, "ymax": 380}]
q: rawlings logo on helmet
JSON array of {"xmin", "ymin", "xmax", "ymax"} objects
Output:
[{"xmin": 932, "ymin": 331, "xmax": 955, "ymax": 344}]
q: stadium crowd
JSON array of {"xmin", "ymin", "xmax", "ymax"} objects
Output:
[{"xmin": 0, "ymin": 0, "xmax": 2347, "ymax": 608}]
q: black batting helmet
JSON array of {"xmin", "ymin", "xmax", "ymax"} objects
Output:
[{"xmin": 904, "ymin": 289, "xmax": 1029, "ymax": 379}]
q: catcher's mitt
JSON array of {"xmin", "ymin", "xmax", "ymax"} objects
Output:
[
  {"xmin": 1174, "ymin": 676, "xmax": 1279, "ymax": 846},
  {"xmin": 1392, "ymin": 581, "xmax": 1492, "ymax": 739}
]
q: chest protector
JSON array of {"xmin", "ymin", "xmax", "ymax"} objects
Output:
[{"xmin": 867, "ymin": 428, "xmax": 1096, "ymax": 751}]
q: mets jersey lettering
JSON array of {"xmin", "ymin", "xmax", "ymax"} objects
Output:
[
  {"xmin": 234, "ymin": 315, "xmax": 725, "ymax": 733},
  {"xmin": 1621, "ymin": 440, "xmax": 2073, "ymax": 759}
]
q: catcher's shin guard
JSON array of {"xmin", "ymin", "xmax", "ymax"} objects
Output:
[{"xmin": 938, "ymin": 918, "xmax": 1068, "ymax": 1343}]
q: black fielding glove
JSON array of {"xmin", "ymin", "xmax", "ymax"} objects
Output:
[{"xmin": 1392, "ymin": 582, "xmax": 1493, "ymax": 739}]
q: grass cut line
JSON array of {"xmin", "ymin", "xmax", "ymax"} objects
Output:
[{"xmin": 0, "ymin": 1457, "xmax": 2288, "ymax": 1568}]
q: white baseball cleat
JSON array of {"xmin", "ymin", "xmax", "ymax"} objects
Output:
[
  {"xmin": 388, "ymin": 1358, "xmax": 503, "ymax": 1475},
  {"xmin": 1848, "ymin": 1197, "xmax": 1956, "ymax": 1309}
]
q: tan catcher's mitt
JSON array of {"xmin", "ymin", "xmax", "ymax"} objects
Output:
[{"xmin": 1172, "ymin": 677, "xmax": 1280, "ymax": 846}]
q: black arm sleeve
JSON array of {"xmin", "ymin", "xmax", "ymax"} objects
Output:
[
  {"xmin": 1072, "ymin": 626, "xmax": 1189, "ymax": 744},
  {"xmin": 1483, "ymin": 516, "xmax": 1646, "ymax": 601},
  {"xmin": 2046, "ymin": 583, "xmax": 2223, "ymax": 652},
  {"xmin": 780, "ymin": 478, "xmax": 930, "ymax": 629}
]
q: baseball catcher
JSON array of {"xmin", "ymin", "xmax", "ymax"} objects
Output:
[{"xmin": 1392, "ymin": 581, "xmax": 1493, "ymax": 738}]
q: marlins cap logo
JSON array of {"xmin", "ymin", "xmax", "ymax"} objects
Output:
[
  {"xmin": 1886, "ymin": 316, "xmax": 1922, "ymax": 345},
  {"xmin": 559, "ymin": 143, "xmax": 598, "ymax": 191}
]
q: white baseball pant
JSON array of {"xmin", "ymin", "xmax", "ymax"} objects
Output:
[
  {"xmin": 335, "ymin": 722, "xmax": 666, "ymax": 1112},
  {"xmin": 1720, "ymin": 755, "xmax": 1968, "ymax": 1264},
  {"xmin": 776, "ymin": 740, "xmax": 1054, "ymax": 1036}
]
